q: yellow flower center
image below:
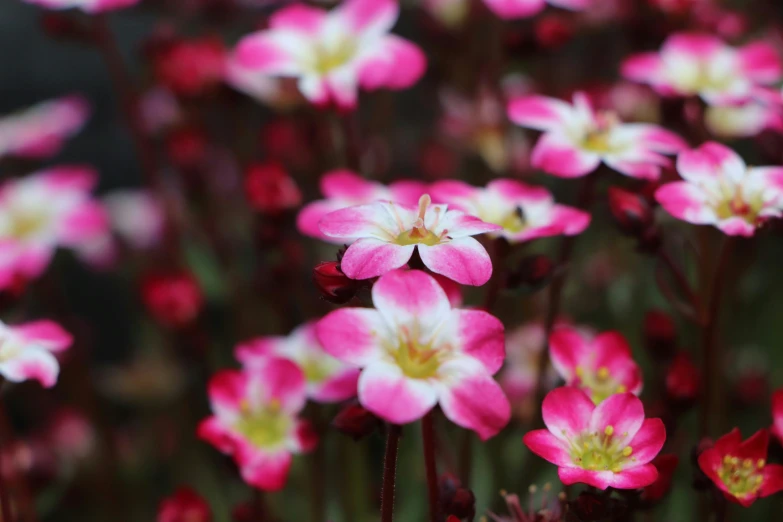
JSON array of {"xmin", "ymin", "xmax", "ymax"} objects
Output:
[
  {"xmin": 717, "ymin": 455, "xmax": 765, "ymax": 499},
  {"xmin": 313, "ymin": 38, "xmax": 357, "ymax": 75},
  {"xmin": 302, "ymin": 358, "xmax": 329, "ymax": 384},
  {"xmin": 7, "ymin": 210, "xmax": 49, "ymax": 240},
  {"xmin": 580, "ymin": 112, "xmax": 621, "ymax": 154},
  {"xmin": 568, "ymin": 424, "xmax": 636, "ymax": 473},
  {"xmin": 390, "ymin": 325, "xmax": 445, "ymax": 380},
  {"xmin": 394, "ymin": 195, "xmax": 449, "ymax": 247},
  {"xmin": 575, "ymin": 365, "xmax": 627, "ymax": 405},
  {"xmin": 234, "ymin": 399, "xmax": 291, "ymax": 449},
  {"xmin": 713, "ymin": 181, "xmax": 764, "ymax": 224}
]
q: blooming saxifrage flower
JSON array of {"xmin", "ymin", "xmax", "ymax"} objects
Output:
[
  {"xmin": 655, "ymin": 142, "xmax": 783, "ymax": 237},
  {"xmin": 549, "ymin": 327, "xmax": 642, "ymax": 404},
  {"xmin": 508, "ymin": 92, "xmax": 685, "ymax": 179},
  {"xmin": 316, "ymin": 269, "xmax": 510, "ymax": 439},
  {"xmin": 235, "ymin": 0, "xmax": 426, "ymax": 109},
  {"xmin": 524, "ymin": 387, "xmax": 665, "ymax": 489},
  {"xmin": 698, "ymin": 428, "xmax": 783, "ymax": 507},
  {"xmin": 318, "ymin": 194, "xmax": 501, "ymax": 286},
  {"xmin": 482, "ymin": 0, "xmax": 590, "ymax": 20},
  {"xmin": 431, "ymin": 179, "xmax": 590, "ymax": 243},
  {"xmin": 0, "ymin": 320, "xmax": 72, "ymax": 388},
  {"xmin": 235, "ymin": 321, "xmax": 359, "ymax": 403},
  {"xmin": 198, "ymin": 358, "xmax": 318, "ymax": 491}
]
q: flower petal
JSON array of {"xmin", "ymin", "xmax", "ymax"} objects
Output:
[
  {"xmin": 627, "ymin": 418, "xmax": 666, "ymax": 465},
  {"xmin": 655, "ymin": 182, "xmax": 714, "ymax": 225},
  {"xmin": 542, "ymin": 386, "xmax": 594, "ymax": 441},
  {"xmin": 13, "ymin": 320, "xmax": 72, "ymax": 352},
  {"xmin": 0, "ymin": 346, "xmax": 59, "ymax": 388},
  {"xmin": 358, "ymin": 361, "xmax": 437, "ymax": 424},
  {"xmin": 358, "ymin": 36, "xmax": 426, "ymax": 91},
  {"xmin": 336, "ymin": 0, "xmax": 399, "ymax": 36},
  {"xmin": 269, "ymin": 4, "xmax": 327, "ymax": 33},
  {"xmin": 316, "ymin": 308, "xmax": 387, "ymax": 367},
  {"xmin": 340, "ymin": 238, "xmax": 414, "ymax": 280},
  {"xmin": 589, "ymin": 393, "xmax": 645, "ymax": 442},
  {"xmin": 676, "ymin": 142, "xmax": 746, "ymax": 185},
  {"xmin": 371, "ymin": 268, "xmax": 452, "ymax": 332},
  {"xmin": 760, "ymin": 464, "xmax": 783, "ymax": 498},
  {"xmin": 610, "ymin": 464, "xmax": 659, "ymax": 489},
  {"xmin": 248, "ymin": 358, "xmax": 307, "ymax": 414},
  {"xmin": 507, "ymin": 95, "xmax": 573, "ymax": 131},
  {"xmin": 523, "ymin": 429, "xmax": 572, "ymax": 466},
  {"xmin": 454, "ymin": 309, "xmax": 505, "ymax": 374},
  {"xmin": 418, "ymin": 237, "xmax": 493, "ymax": 286},
  {"xmin": 236, "ymin": 448, "xmax": 293, "ymax": 491},
  {"xmin": 558, "ymin": 467, "xmax": 613, "ymax": 489},
  {"xmin": 531, "ymin": 133, "xmax": 601, "ymax": 178},
  {"xmin": 549, "ymin": 327, "xmax": 590, "ymax": 383}
]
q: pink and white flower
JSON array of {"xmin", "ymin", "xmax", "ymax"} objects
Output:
[
  {"xmin": 549, "ymin": 326, "xmax": 642, "ymax": 404},
  {"xmin": 318, "ymin": 194, "xmax": 500, "ymax": 285},
  {"xmin": 0, "ymin": 96, "xmax": 89, "ymax": 160},
  {"xmin": 297, "ymin": 169, "xmax": 426, "ymax": 242},
  {"xmin": 225, "ymin": 53, "xmax": 302, "ymax": 110},
  {"xmin": 655, "ymin": 142, "xmax": 783, "ymax": 237},
  {"xmin": 316, "ymin": 269, "xmax": 510, "ymax": 439},
  {"xmin": 104, "ymin": 190, "xmax": 165, "ymax": 250},
  {"xmin": 622, "ymin": 33, "xmax": 782, "ymax": 107},
  {"xmin": 21, "ymin": 0, "xmax": 138, "ymax": 13},
  {"xmin": 704, "ymin": 101, "xmax": 783, "ymax": 138},
  {"xmin": 508, "ymin": 92, "xmax": 685, "ymax": 179},
  {"xmin": 431, "ymin": 179, "xmax": 590, "ymax": 243},
  {"xmin": 0, "ymin": 320, "xmax": 72, "ymax": 388},
  {"xmin": 499, "ymin": 322, "xmax": 558, "ymax": 416},
  {"xmin": 0, "ymin": 167, "xmax": 109, "ymax": 289},
  {"xmin": 524, "ymin": 387, "xmax": 665, "ymax": 489},
  {"xmin": 235, "ymin": 321, "xmax": 359, "ymax": 403},
  {"xmin": 235, "ymin": 0, "xmax": 427, "ymax": 109},
  {"xmin": 198, "ymin": 358, "xmax": 318, "ymax": 491},
  {"xmin": 482, "ymin": 0, "xmax": 590, "ymax": 20}
]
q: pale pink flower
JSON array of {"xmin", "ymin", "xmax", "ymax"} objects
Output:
[
  {"xmin": 297, "ymin": 169, "xmax": 427, "ymax": 242},
  {"xmin": 622, "ymin": 33, "xmax": 782, "ymax": 107},
  {"xmin": 499, "ymin": 322, "xmax": 558, "ymax": 411},
  {"xmin": 318, "ymin": 194, "xmax": 501, "ymax": 286},
  {"xmin": 0, "ymin": 96, "xmax": 89, "ymax": 160},
  {"xmin": 198, "ymin": 359, "xmax": 318, "ymax": 491},
  {"xmin": 705, "ymin": 101, "xmax": 783, "ymax": 138},
  {"xmin": 316, "ymin": 269, "xmax": 510, "ymax": 439},
  {"xmin": 655, "ymin": 142, "xmax": 783, "ymax": 237},
  {"xmin": 21, "ymin": 0, "xmax": 138, "ymax": 13},
  {"xmin": 104, "ymin": 190, "xmax": 165, "ymax": 250},
  {"xmin": 235, "ymin": 0, "xmax": 427, "ymax": 109},
  {"xmin": 508, "ymin": 92, "xmax": 685, "ymax": 179},
  {"xmin": 482, "ymin": 0, "xmax": 590, "ymax": 20},
  {"xmin": 235, "ymin": 321, "xmax": 359, "ymax": 403},
  {"xmin": 0, "ymin": 320, "xmax": 72, "ymax": 388},
  {"xmin": 423, "ymin": 0, "xmax": 470, "ymax": 28},
  {"xmin": 524, "ymin": 387, "xmax": 665, "ymax": 489},
  {"xmin": 431, "ymin": 179, "xmax": 590, "ymax": 243}
]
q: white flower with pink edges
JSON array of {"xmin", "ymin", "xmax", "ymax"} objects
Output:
[{"xmin": 0, "ymin": 320, "xmax": 72, "ymax": 388}]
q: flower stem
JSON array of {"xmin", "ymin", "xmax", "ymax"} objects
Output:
[
  {"xmin": 380, "ymin": 425, "xmax": 402, "ymax": 522},
  {"xmin": 422, "ymin": 412, "xmax": 440, "ymax": 522},
  {"xmin": 0, "ymin": 381, "xmax": 13, "ymax": 522}
]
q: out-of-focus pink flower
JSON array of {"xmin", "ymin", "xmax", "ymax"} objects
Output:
[
  {"xmin": 157, "ymin": 487, "xmax": 212, "ymax": 522},
  {"xmin": 153, "ymin": 37, "xmax": 226, "ymax": 97},
  {"xmin": 423, "ymin": 0, "xmax": 470, "ymax": 28},
  {"xmin": 499, "ymin": 323, "xmax": 558, "ymax": 413},
  {"xmin": 705, "ymin": 101, "xmax": 783, "ymax": 138},
  {"xmin": 21, "ymin": 0, "xmax": 138, "ymax": 13},
  {"xmin": 235, "ymin": 321, "xmax": 359, "ymax": 403},
  {"xmin": 524, "ymin": 387, "xmax": 665, "ymax": 489},
  {"xmin": 297, "ymin": 169, "xmax": 427, "ymax": 242},
  {"xmin": 508, "ymin": 92, "xmax": 685, "ymax": 179},
  {"xmin": 0, "ymin": 96, "xmax": 89, "ymax": 160},
  {"xmin": 482, "ymin": 0, "xmax": 590, "ymax": 20},
  {"xmin": 103, "ymin": 190, "xmax": 166, "ymax": 250},
  {"xmin": 549, "ymin": 327, "xmax": 642, "ymax": 404},
  {"xmin": 139, "ymin": 88, "xmax": 181, "ymax": 135},
  {"xmin": 0, "ymin": 320, "xmax": 72, "ymax": 388},
  {"xmin": 316, "ymin": 269, "xmax": 510, "ymax": 439},
  {"xmin": 655, "ymin": 142, "xmax": 783, "ymax": 237},
  {"xmin": 622, "ymin": 33, "xmax": 782, "ymax": 107},
  {"xmin": 225, "ymin": 51, "xmax": 303, "ymax": 109},
  {"xmin": 198, "ymin": 359, "xmax": 317, "ymax": 491},
  {"xmin": 698, "ymin": 428, "xmax": 783, "ymax": 507},
  {"xmin": 431, "ymin": 179, "xmax": 590, "ymax": 243},
  {"xmin": 235, "ymin": 0, "xmax": 427, "ymax": 109},
  {"xmin": 244, "ymin": 163, "xmax": 301, "ymax": 214},
  {"xmin": 771, "ymin": 389, "xmax": 783, "ymax": 446},
  {"xmin": 47, "ymin": 408, "xmax": 95, "ymax": 463},
  {"xmin": 319, "ymin": 194, "xmax": 501, "ymax": 285},
  {"xmin": 141, "ymin": 270, "xmax": 204, "ymax": 329},
  {"xmin": 0, "ymin": 167, "xmax": 108, "ymax": 290}
]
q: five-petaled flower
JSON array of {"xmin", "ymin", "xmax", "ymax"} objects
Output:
[
  {"xmin": 655, "ymin": 142, "xmax": 783, "ymax": 237},
  {"xmin": 318, "ymin": 194, "xmax": 501, "ymax": 286},
  {"xmin": 235, "ymin": 321, "xmax": 359, "ymax": 403},
  {"xmin": 0, "ymin": 320, "xmax": 72, "ymax": 388},
  {"xmin": 482, "ymin": 0, "xmax": 590, "ymax": 20},
  {"xmin": 549, "ymin": 327, "xmax": 643, "ymax": 405},
  {"xmin": 235, "ymin": 0, "xmax": 426, "ymax": 109},
  {"xmin": 508, "ymin": 92, "xmax": 685, "ymax": 179},
  {"xmin": 198, "ymin": 358, "xmax": 318, "ymax": 491},
  {"xmin": 316, "ymin": 269, "xmax": 510, "ymax": 440},
  {"xmin": 698, "ymin": 428, "xmax": 783, "ymax": 507},
  {"xmin": 431, "ymin": 179, "xmax": 590, "ymax": 243},
  {"xmin": 524, "ymin": 387, "xmax": 665, "ymax": 489}
]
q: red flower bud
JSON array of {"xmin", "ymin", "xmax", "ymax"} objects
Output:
[
  {"xmin": 166, "ymin": 127, "xmax": 208, "ymax": 169},
  {"xmin": 644, "ymin": 309, "xmax": 677, "ymax": 359},
  {"xmin": 152, "ymin": 37, "xmax": 226, "ymax": 97},
  {"xmin": 157, "ymin": 487, "xmax": 212, "ymax": 522},
  {"xmin": 535, "ymin": 15, "xmax": 574, "ymax": 49},
  {"xmin": 642, "ymin": 454, "xmax": 679, "ymax": 502},
  {"xmin": 608, "ymin": 187, "xmax": 654, "ymax": 237},
  {"xmin": 141, "ymin": 270, "xmax": 203, "ymax": 329},
  {"xmin": 666, "ymin": 353, "xmax": 699, "ymax": 402},
  {"xmin": 313, "ymin": 261, "xmax": 360, "ymax": 304},
  {"xmin": 244, "ymin": 163, "xmax": 301, "ymax": 214},
  {"xmin": 331, "ymin": 401, "xmax": 381, "ymax": 441},
  {"xmin": 439, "ymin": 474, "xmax": 475, "ymax": 520}
]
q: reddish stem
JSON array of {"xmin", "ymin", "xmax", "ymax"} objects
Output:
[
  {"xmin": 422, "ymin": 412, "xmax": 439, "ymax": 522},
  {"xmin": 0, "ymin": 381, "xmax": 13, "ymax": 522},
  {"xmin": 380, "ymin": 425, "xmax": 402, "ymax": 522}
]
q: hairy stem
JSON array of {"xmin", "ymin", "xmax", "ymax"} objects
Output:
[
  {"xmin": 380, "ymin": 425, "xmax": 402, "ymax": 522},
  {"xmin": 422, "ymin": 412, "xmax": 440, "ymax": 522}
]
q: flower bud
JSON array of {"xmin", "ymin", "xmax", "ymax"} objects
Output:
[
  {"xmin": 313, "ymin": 261, "xmax": 360, "ymax": 304},
  {"xmin": 157, "ymin": 487, "xmax": 212, "ymax": 522},
  {"xmin": 244, "ymin": 163, "xmax": 301, "ymax": 214},
  {"xmin": 608, "ymin": 187, "xmax": 654, "ymax": 237},
  {"xmin": 151, "ymin": 37, "xmax": 226, "ymax": 97},
  {"xmin": 507, "ymin": 255, "xmax": 554, "ymax": 291},
  {"xmin": 644, "ymin": 309, "xmax": 677, "ymax": 359},
  {"xmin": 535, "ymin": 15, "xmax": 573, "ymax": 49},
  {"xmin": 439, "ymin": 473, "xmax": 475, "ymax": 520},
  {"xmin": 665, "ymin": 353, "xmax": 699, "ymax": 402},
  {"xmin": 331, "ymin": 401, "xmax": 381, "ymax": 441},
  {"xmin": 141, "ymin": 270, "xmax": 204, "ymax": 329}
]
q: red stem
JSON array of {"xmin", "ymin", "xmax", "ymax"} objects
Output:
[
  {"xmin": 422, "ymin": 412, "xmax": 439, "ymax": 522},
  {"xmin": 380, "ymin": 425, "xmax": 402, "ymax": 522},
  {"xmin": 0, "ymin": 381, "xmax": 14, "ymax": 522}
]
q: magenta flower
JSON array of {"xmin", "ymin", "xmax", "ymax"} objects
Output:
[
  {"xmin": 316, "ymin": 269, "xmax": 510, "ymax": 439},
  {"xmin": 198, "ymin": 358, "xmax": 318, "ymax": 491},
  {"xmin": 318, "ymin": 194, "xmax": 501, "ymax": 285},
  {"xmin": 297, "ymin": 169, "xmax": 426, "ymax": 242},
  {"xmin": 0, "ymin": 96, "xmax": 89, "ymax": 160},
  {"xmin": 22, "ymin": 0, "xmax": 138, "ymax": 13},
  {"xmin": 773, "ymin": 390, "xmax": 783, "ymax": 446},
  {"xmin": 508, "ymin": 92, "xmax": 685, "ymax": 179},
  {"xmin": 655, "ymin": 142, "xmax": 783, "ymax": 237},
  {"xmin": 235, "ymin": 0, "xmax": 426, "ymax": 109},
  {"xmin": 482, "ymin": 0, "xmax": 590, "ymax": 20},
  {"xmin": 235, "ymin": 321, "xmax": 359, "ymax": 403},
  {"xmin": 0, "ymin": 320, "xmax": 72, "ymax": 388},
  {"xmin": 622, "ymin": 33, "xmax": 782, "ymax": 107},
  {"xmin": 431, "ymin": 179, "xmax": 590, "ymax": 243},
  {"xmin": 524, "ymin": 387, "xmax": 665, "ymax": 489},
  {"xmin": 550, "ymin": 327, "xmax": 642, "ymax": 404}
]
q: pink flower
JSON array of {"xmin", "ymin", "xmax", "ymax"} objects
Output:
[
  {"xmin": 316, "ymin": 269, "xmax": 510, "ymax": 439},
  {"xmin": 235, "ymin": 321, "xmax": 359, "ymax": 403},
  {"xmin": 21, "ymin": 0, "xmax": 139, "ymax": 13},
  {"xmin": 0, "ymin": 167, "xmax": 109, "ymax": 290},
  {"xmin": 0, "ymin": 320, "xmax": 72, "ymax": 388},
  {"xmin": 705, "ymin": 101, "xmax": 783, "ymax": 138},
  {"xmin": 698, "ymin": 428, "xmax": 783, "ymax": 507},
  {"xmin": 771, "ymin": 389, "xmax": 783, "ymax": 446},
  {"xmin": 622, "ymin": 33, "xmax": 782, "ymax": 107},
  {"xmin": 152, "ymin": 37, "xmax": 226, "ymax": 97},
  {"xmin": 482, "ymin": 0, "xmax": 590, "ymax": 20},
  {"xmin": 235, "ymin": 0, "xmax": 427, "ymax": 109},
  {"xmin": 198, "ymin": 359, "xmax": 318, "ymax": 491},
  {"xmin": 524, "ymin": 387, "xmax": 665, "ymax": 489},
  {"xmin": 244, "ymin": 163, "xmax": 302, "ymax": 214},
  {"xmin": 141, "ymin": 270, "xmax": 204, "ymax": 329},
  {"xmin": 655, "ymin": 142, "xmax": 783, "ymax": 237},
  {"xmin": 0, "ymin": 96, "xmax": 89, "ymax": 159},
  {"xmin": 508, "ymin": 92, "xmax": 685, "ymax": 179},
  {"xmin": 549, "ymin": 327, "xmax": 642, "ymax": 404},
  {"xmin": 297, "ymin": 169, "xmax": 427, "ymax": 242},
  {"xmin": 499, "ymin": 322, "xmax": 558, "ymax": 408},
  {"xmin": 318, "ymin": 194, "xmax": 501, "ymax": 285},
  {"xmin": 157, "ymin": 487, "xmax": 212, "ymax": 522},
  {"xmin": 103, "ymin": 190, "xmax": 165, "ymax": 250},
  {"xmin": 431, "ymin": 179, "xmax": 590, "ymax": 243}
]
